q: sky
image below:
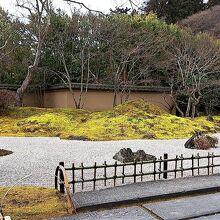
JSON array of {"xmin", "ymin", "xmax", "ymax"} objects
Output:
[{"xmin": 0, "ymin": 0, "xmax": 142, "ymax": 15}]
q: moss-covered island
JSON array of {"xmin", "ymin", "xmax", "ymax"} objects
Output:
[
  {"xmin": 0, "ymin": 187, "xmax": 68, "ymax": 220},
  {"xmin": 0, "ymin": 100, "xmax": 219, "ymax": 140}
]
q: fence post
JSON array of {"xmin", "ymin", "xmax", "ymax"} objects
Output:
[
  {"xmin": 59, "ymin": 162, "xmax": 65, "ymax": 193},
  {"xmin": 72, "ymin": 163, "xmax": 75, "ymax": 193},
  {"xmin": 81, "ymin": 162, "xmax": 84, "ymax": 190},
  {"xmin": 93, "ymin": 162, "xmax": 97, "ymax": 190},
  {"xmin": 134, "ymin": 159, "xmax": 137, "ymax": 183},
  {"xmin": 191, "ymin": 155, "xmax": 194, "ymax": 176},
  {"xmin": 208, "ymin": 152, "xmax": 210, "ymax": 175},
  {"xmin": 211, "ymin": 152, "xmax": 214, "ymax": 174},
  {"xmin": 104, "ymin": 161, "xmax": 107, "ymax": 186},
  {"xmin": 163, "ymin": 153, "xmax": 168, "ymax": 179}
]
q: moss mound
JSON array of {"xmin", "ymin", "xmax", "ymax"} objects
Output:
[
  {"xmin": 0, "ymin": 186, "xmax": 68, "ymax": 220},
  {"xmin": 113, "ymin": 99, "xmax": 166, "ymax": 116},
  {"xmin": 0, "ymin": 100, "xmax": 219, "ymax": 140}
]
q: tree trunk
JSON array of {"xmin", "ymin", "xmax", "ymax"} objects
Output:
[
  {"xmin": 176, "ymin": 104, "xmax": 185, "ymax": 117},
  {"xmin": 170, "ymin": 94, "xmax": 184, "ymax": 117},
  {"xmin": 185, "ymin": 97, "xmax": 191, "ymax": 117},
  {"xmin": 113, "ymin": 90, "xmax": 117, "ymax": 107},
  {"xmin": 16, "ymin": 36, "xmax": 42, "ymax": 101},
  {"xmin": 191, "ymin": 95, "xmax": 201, "ymax": 118},
  {"xmin": 191, "ymin": 103, "xmax": 196, "ymax": 119},
  {"xmin": 125, "ymin": 89, "xmax": 131, "ymax": 102},
  {"xmin": 16, "ymin": 66, "xmax": 35, "ymax": 100}
]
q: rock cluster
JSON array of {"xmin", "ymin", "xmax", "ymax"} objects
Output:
[
  {"xmin": 185, "ymin": 132, "xmax": 218, "ymax": 150},
  {"xmin": 113, "ymin": 148, "xmax": 156, "ymax": 163}
]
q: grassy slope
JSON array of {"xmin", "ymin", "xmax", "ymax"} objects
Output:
[
  {"xmin": 0, "ymin": 100, "xmax": 219, "ymax": 140},
  {"xmin": 0, "ymin": 187, "xmax": 68, "ymax": 220}
]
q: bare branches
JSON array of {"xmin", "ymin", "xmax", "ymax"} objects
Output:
[
  {"xmin": 16, "ymin": 0, "xmax": 34, "ymax": 16},
  {"xmin": 128, "ymin": 0, "xmax": 140, "ymax": 10},
  {"xmin": 168, "ymin": 33, "xmax": 220, "ymax": 117},
  {"xmin": 16, "ymin": 0, "xmax": 52, "ymax": 99},
  {"xmin": 0, "ymin": 38, "xmax": 9, "ymax": 50},
  {"xmin": 63, "ymin": 0, "xmax": 106, "ymax": 15}
]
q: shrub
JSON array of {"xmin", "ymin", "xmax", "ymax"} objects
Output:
[{"xmin": 0, "ymin": 90, "xmax": 20, "ymax": 111}]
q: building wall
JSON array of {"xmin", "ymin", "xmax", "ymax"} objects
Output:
[
  {"xmin": 23, "ymin": 92, "xmax": 43, "ymax": 107},
  {"xmin": 23, "ymin": 89, "xmax": 174, "ymax": 113},
  {"xmin": 43, "ymin": 90, "xmax": 68, "ymax": 108}
]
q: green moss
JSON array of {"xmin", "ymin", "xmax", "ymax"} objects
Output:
[
  {"xmin": 0, "ymin": 100, "xmax": 219, "ymax": 140},
  {"xmin": 0, "ymin": 186, "xmax": 68, "ymax": 220},
  {"xmin": 112, "ymin": 99, "xmax": 166, "ymax": 116}
]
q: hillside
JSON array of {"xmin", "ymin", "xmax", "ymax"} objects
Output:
[
  {"xmin": 179, "ymin": 5, "xmax": 220, "ymax": 39},
  {"xmin": 0, "ymin": 100, "xmax": 219, "ymax": 140}
]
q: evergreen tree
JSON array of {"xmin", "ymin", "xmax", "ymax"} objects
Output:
[{"xmin": 142, "ymin": 0, "xmax": 205, "ymax": 23}]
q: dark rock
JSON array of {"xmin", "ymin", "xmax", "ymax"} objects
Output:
[
  {"xmin": 113, "ymin": 148, "xmax": 156, "ymax": 163},
  {"xmin": 207, "ymin": 136, "xmax": 218, "ymax": 147},
  {"xmin": 207, "ymin": 115, "xmax": 214, "ymax": 122},
  {"xmin": 68, "ymin": 135, "xmax": 90, "ymax": 141},
  {"xmin": 185, "ymin": 132, "xmax": 202, "ymax": 149},
  {"xmin": 134, "ymin": 150, "xmax": 146, "ymax": 160},
  {"xmin": 185, "ymin": 132, "xmax": 218, "ymax": 150},
  {"xmin": 0, "ymin": 149, "xmax": 13, "ymax": 157},
  {"xmin": 134, "ymin": 150, "xmax": 156, "ymax": 162},
  {"xmin": 113, "ymin": 148, "xmax": 134, "ymax": 163}
]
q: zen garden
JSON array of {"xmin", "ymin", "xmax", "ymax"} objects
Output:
[{"xmin": 0, "ymin": 0, "xmax": 220, "ymax": 220}]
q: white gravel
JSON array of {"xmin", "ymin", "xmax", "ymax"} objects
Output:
[{"xmin": 0, "ymin": 134, "xmax": 220, "ymax": 189}]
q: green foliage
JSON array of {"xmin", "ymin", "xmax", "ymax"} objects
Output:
[
  {"xmin": 0, "ymin": 5, "xmax": 219, "ymax": 114},
  {"xmin": 142, "ymin": 0, "xmax": 205, "ymax": 23},
  {"xmin": 0, "ymin": 7, "xmax": 32, "ymax": 84},
  {"xmin": 142, "ymin": 0, "xmax": 220, "ymax": 24}
]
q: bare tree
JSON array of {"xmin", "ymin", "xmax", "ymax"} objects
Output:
[
  {"xmin": 15, "ymin": 0, "xmax": 51, "ymax": 102},
  {"xmin": 48, "ymin": 14, "xmax": 100, "ymax": 109},
  {"xmin": 101, "ymin": 17, "xmax": 166, "ymax": 106},
  {"xmin": 0, "ymin": 0, "xmax": 52, "ymax": 109},
  {"xmin": 63, "ymin": 0, "xmax": 105, "ymax": 15},
  {"xmin": 168, "ymin": 33, "xmax": 220, "ymax": 118}
]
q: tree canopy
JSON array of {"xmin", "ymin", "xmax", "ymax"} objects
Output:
[
  {"xmin": 142, "ymin": 0, "xmax": 220, "ymax": 23},
  {"xmin": 0, "ymin": 1, "xmax": 219, "ymax": 115}
]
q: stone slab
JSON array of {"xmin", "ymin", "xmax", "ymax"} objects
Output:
[
  {"xmin": 53, "ymin": 206, "xmax": 156, "ymax": 220},
  {"xmin": 195, "ymin": 214, "xmax": 220, "ymax": 220},
  {"xmin": 144, "ymin": 192, "xmax": 220, "ymax": 220},
  {"xmin": 73, "ymin": 175, "xmax": 220, "ymax": 211}
]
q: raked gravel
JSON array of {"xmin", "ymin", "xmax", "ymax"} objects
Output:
[{"xmin": 0, "ymin": 134, "xmax": 219, "ymax": 188}]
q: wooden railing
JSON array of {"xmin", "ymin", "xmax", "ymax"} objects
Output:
[{"xmin": 55, "ymin": 153, "xmax": 220, "ymax": 193}]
